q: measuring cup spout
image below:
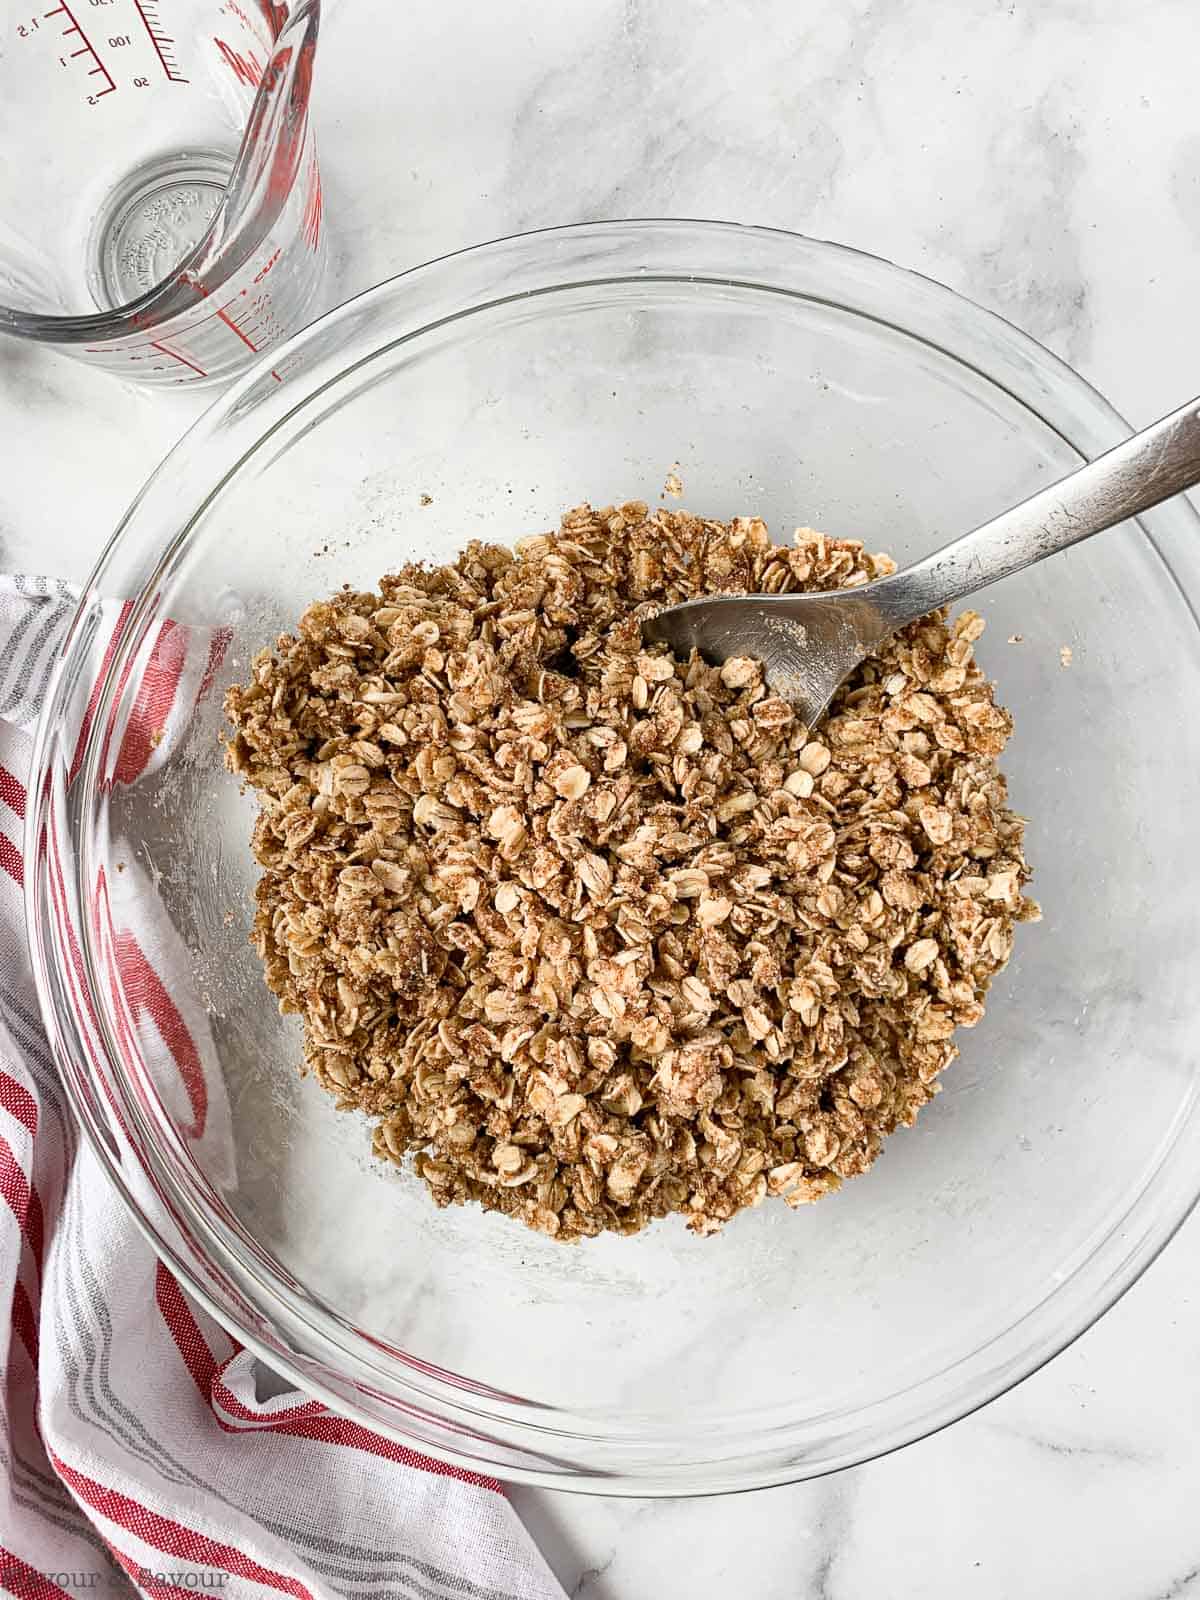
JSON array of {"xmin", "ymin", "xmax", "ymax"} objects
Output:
[{"xmin": 180, "ymin": 0, "xmax": 321, "ymax": 300}]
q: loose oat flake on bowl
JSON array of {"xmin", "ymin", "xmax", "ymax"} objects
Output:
[{"xmin": 223, "ymin": 504, "xmax": 1040, "ymax": 1241}]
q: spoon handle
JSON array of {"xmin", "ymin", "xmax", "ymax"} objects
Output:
[{"xmin": 868, "ymin": 393, "xmax": 1200, "ymax": 628}]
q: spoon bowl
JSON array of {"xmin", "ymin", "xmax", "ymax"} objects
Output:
[{"xmin": 641, "ymin": 586, "xmax": 893, "ymax": 728}]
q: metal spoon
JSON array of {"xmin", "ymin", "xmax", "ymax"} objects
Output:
[{"xmin": 641, "ymin": 393, "xmax": 1200, "ymax": 728}]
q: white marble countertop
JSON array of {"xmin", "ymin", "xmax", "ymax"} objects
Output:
[{"xmin": 4, "ymin": 0, "xmax": 1200, "ymax": 1593}]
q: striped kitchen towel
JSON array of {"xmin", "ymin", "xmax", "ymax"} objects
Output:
[{"xmin": 0, "ymin": 576, "xmax": 565, "ymax": 1600}]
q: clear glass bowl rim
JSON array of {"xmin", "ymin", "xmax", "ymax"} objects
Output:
[{"xmin": 25, "ymin": 218, "xmax": 1200, "ymax": 1495}]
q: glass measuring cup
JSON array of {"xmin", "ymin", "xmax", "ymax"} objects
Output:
[{"xmin": 0, "ymin": 0, "xmax": 323, "ymax": 383}]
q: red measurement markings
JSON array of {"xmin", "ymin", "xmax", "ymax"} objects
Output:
[
  {"xmin": 216, "ymin": 305, "xmax": 258, "ymax": 352},
  {"xmin": 87, "ymin": 287, "xmax": 283, "ymax": 382},
  {"xmin": 44, "ymin": 0, "xmax": 115, "ymax": 99},
  {"xmin": 132, "ymin": 0, "xmax": 188, "ymax": 82},
  {"xmin": 302, "ymin": 165, "xmax": 323, "ymax": 250},
  {"xmin": 213, "ymin": 33, "xmax": 262, "ymax": 87},
  {"xmin": 149, "ymin": 340, "xmax": 207, "ymax": 377},
  {"xmin": 216, "ymin": 303, "xmax": 282, "ymax": 380}
]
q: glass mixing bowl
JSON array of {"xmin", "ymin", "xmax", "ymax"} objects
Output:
[{"xmin": 27, "ymin": 221, "xmax": 1200, "ymax": 1494}]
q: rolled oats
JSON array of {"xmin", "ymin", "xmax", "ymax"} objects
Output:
[{"xmin": 225, "ymin": 504, "xmax": 1038, "ymax": 1242}]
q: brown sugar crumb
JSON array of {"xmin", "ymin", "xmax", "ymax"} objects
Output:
[
  {"xmin": 419, "ymin": 494, "xmax": 433, "ymax": 507},
  {"xmin": 223, "ymin": 504, "xmax": 1038, "ymax": 1241},
  {"xmin": 1059, "ymin": 644, "xmax": 1073, "ymax": 668},
  {"xmin": 662, "ymin": 465, "xmax": 684, "ymax": 499}
]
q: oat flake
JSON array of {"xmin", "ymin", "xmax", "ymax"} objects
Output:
[{"xmin": 224, "ymin": 504, "xmax": 1039, "ymax": 1241}]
